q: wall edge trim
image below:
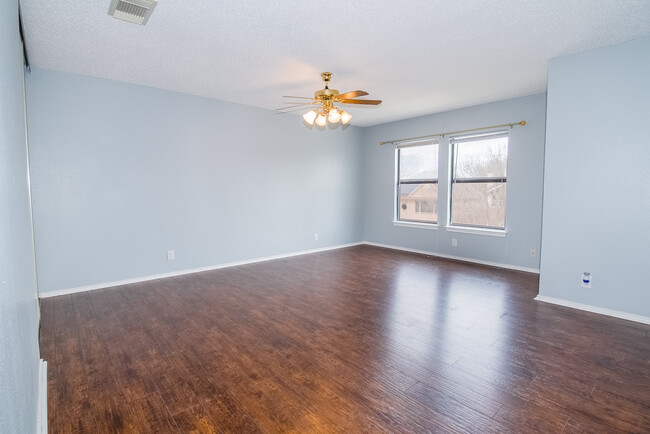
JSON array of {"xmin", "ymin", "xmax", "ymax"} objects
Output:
[
  {"xmin": 362, "ymin": 241, "xmax": 540, "ymax": 273},
  {"xmin": 534, "ymin": 295, "xmax": 650, "ymax": 325},
  {"xmin": 38, "ymin": 242, "xmax": 363, "ymax": 298},
  {"xmin": 37, "ymin": 359, "xmax": 47, "ymax": 434}
]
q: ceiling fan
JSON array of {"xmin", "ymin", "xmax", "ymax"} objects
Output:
[{"xmin": 278, "ymin": 72, "xmax": 382, "ymax": 126}]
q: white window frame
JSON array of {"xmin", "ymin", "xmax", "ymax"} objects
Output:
[
  {"xmin": 394, "ymin": 139, "xmax": 439, "ymax": 228},
  {"xmin": 447, "ymin": 130, "xmax": 509, "ymax": 232}
]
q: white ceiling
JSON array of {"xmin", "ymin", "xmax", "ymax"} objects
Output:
[{"xmin": 19, "ymin": 0, "xmax": 650, "ymax": 127}]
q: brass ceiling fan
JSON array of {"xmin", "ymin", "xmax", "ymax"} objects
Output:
[{"xmin": 278, "ymin": 72, "xmax": 382, "ymax": 126}]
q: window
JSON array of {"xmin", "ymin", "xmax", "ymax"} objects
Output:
[
  {"xmin": 449, "ymin": 131, "xmax": 508, "ymax": 230},
  {"xmin": 396, "ymin": 140, "xmax": 438, "ymax": 224}
]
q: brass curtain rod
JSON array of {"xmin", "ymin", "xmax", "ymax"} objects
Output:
[{"xmin": 379, "ymin": 120, "xmax": 526, "ymax": 146}]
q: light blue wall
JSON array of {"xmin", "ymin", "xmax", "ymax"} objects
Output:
[
  {"xmin": 0, "ymin": 1, "xmax": 41, "ymax": 432},
  {"xmin": 26, "ymin": 68, "xmax": 364, "ymax": 294},
  {"xmin": 539, "ymin": 36, "xmax": 650, "ymax": 317},
  {"xmin": 362, "ymin": 94, "xmax": 547, "ymax": 271}
]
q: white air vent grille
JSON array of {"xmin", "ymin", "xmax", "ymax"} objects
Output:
[
  {"xmin": 116, "ymin": 2, "xmax": 147, "ymax": 18},
  {"xmin": 108, "ymin": 0, "xmax": 157, "ymax": 25}
]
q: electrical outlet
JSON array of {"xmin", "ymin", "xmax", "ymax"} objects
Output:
[
  {"xmin": 451, "ymin": 238, "xmax": 458, "ymax": 247},
  {"xmin": 581, "ymin": 272, "xmax": 592, "ymax": 288},
  {"xmin": 167, "ymin": 250, "xmax": 175, "ymax": 261},
  {"xmin": 314, "ymin": 233, "xmax": 319, "ymax": 241},
  {"xmin": 530, "ymin": 248, "xmax": 536, "ymax": 258}
]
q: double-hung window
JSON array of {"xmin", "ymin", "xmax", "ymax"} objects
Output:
[
  {"xmin": 395, "ymin": 140, "xmax": 438, "ymax": 224},
  {"xmin": 449, "ymin": 131, "xmax": 508, "ymax": 230}
]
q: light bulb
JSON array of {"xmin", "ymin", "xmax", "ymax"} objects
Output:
[
  {"xmin": 328, "ymin": 108, "xmax": 341, "ymax": 123},
  {"xmin": 303, "ymin": 110, "xmax": 317, "ymax": 125},
  {"xmin": 315, "ymin": 112, "xmax": 327, "ymax": 127},
  {"xmin": 340, "ymin": 110, "xmax": 352, "ymax": 125}
]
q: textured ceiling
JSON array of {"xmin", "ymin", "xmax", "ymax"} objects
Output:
[{"xmin": 19, "ymin": 0, "xmax": 650, "ymax": 127}]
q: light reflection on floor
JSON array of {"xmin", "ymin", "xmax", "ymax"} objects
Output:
[{"xmin": 382, "ymin": 262, "xmax": 516, "ymax": 397}]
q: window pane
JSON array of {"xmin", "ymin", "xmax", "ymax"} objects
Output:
[
  {"xmin": 454, "ymin": 137, "xmax": 507, "ymax": 179},
  {"xmin": 398, "ymin": 183, "xmax": 438, "ymax": 223},
  {"xmin": 450, "ymin": 182, "xmax": 506, "ymax": 228},
  {"xmin": 399, "ymin": 143, "xmax": 438, "ymax": 180}
]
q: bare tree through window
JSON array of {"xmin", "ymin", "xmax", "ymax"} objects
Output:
[{"xmin": 450, "ymin": 133, "xmax": 508, "ymax": 229}]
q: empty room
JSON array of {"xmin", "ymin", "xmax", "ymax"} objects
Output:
[{"xmin": 1, "ymin": 0, "xmax": 649, "ymax": 432}]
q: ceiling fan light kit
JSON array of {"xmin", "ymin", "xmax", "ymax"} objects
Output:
[
  {"xmin": 340, "ymin": 110, "xmax": 352, "ymax": 124},
  {"xmin": 315, "ymin": 112, "xmax": 327, "ymax": 127},
  {"xmin": 303, "ymin": 110, "xmax": 318, "ymax": 125},
  {"xmin": 328, "ymin": 109, "xmax": 341, "ymax": 123},
  {"xmin": 280, "ymin": 72, "xmax": 381, "ymax": 127}
]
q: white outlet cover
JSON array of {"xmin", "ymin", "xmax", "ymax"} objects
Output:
[
  {"xmin": 167, "ymin": 250, "xmax": 175, "ymax": 260},
  {"xmin": 452, "ymin": 238, "xmax": 458, "ymax": 247}
]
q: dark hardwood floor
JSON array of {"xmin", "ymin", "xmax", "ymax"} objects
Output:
[{"xmin": 40, "ymin": 245, "xmax": 650, "ymax": 433}]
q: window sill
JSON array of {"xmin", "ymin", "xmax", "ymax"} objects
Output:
[
  {"xmin": 444, "ymin": 225, "xmax": 507, "ymax": 237},
  {"xmin": 393, "ymin": 221, "xmax": 438, "ymax": 230}
]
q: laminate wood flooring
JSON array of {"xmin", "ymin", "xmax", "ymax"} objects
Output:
[{"xmin": 39, "ymin": 245, "xmax": 650, "ymax": 433}]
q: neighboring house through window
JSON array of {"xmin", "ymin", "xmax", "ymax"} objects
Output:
[{"xmin": 395, "ymin": 140, "xmax": 438, "ymax": 224}]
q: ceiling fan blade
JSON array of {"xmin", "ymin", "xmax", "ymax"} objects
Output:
[
  {"xmin": 336, "ymin": 90, "xmax": 369, "ymax": 100},
  {"xmin": 276, "ymin": 105, "xmax": 319, "ymax": 114},
  {"xmin": 275, "ymin": 102, "xmax": 318, "ymax": 111},
  {"xmin": 282, "ymin": 96, "xmax": 317, "ymax": 100},
  {"xmin": 340, "ymin": 99, "xmax": 382, "ymax": 105},
  {"xmin": 278, "ymin": 102, "xmax": 316, "ymax": 107}
]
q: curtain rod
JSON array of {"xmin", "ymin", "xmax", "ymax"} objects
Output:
[{"xmin": 379, "ymin": 120, "xmax": 526, "ymax": 146}]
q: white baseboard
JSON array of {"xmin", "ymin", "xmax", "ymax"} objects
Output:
[
  {"xmin": 38, "ymin": 240, "xmax": 539, "ymax": 298},
  {"xmin": 362, "ymin": 241, "xmax": 540, "ymax": 274},
  {"xmin": 38, "ymin": 242, "xmax": 363, "ymax": 298},
  {"xmin": 534, "ymin": 295, "xmax": 650, "ymax": 325},
  {"xmin": 37, "ymin": 359, "xmax": 47, "ymax": 434}
]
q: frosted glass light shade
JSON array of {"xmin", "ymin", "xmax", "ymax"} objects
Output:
[
  {"xmin": 328, "ymin": 108, "xmax": 341, "ymax": 123},
  {"xmin": 315, "ymin": 113, "xmax": 327, "ymax": 126},
  {"xmin": 303, "ymin": 110, "xmax": 317, "ymax": 125},
  {"xmin": 340, "ymin": 110, "xmax": 352, "ymax": 125}
]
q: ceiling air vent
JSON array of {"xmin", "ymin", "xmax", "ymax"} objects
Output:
[{"xmin": 108, "ymin": 0, "xmax": 157, "ymax": 25}]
